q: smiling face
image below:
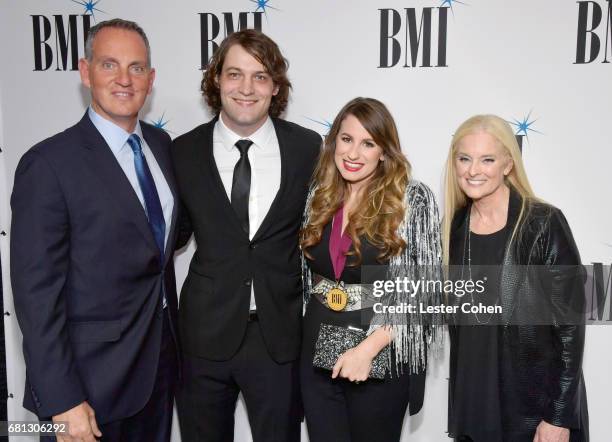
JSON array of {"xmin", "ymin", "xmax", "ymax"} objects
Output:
[
  {"xmin": 333, "ymin": 114, "xmax": 385, "ymax": 192},
  {"xmin": 454, "ymin": 130, "xmax": 513, "ymax": 202},
  {"xmin": 217, "ymin": 44, "xmax": 279, "ymax": 137},
  {"xmin": 79, "ymin": 27, "xmax": 154, "ymax": 133}
]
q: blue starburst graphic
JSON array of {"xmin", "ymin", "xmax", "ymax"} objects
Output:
[
  {"xmin": 509, "ymin": 110, "xmax": 543, "ymax": 140},
  {"xmin": 251, "ymin": 0, "xmax": 280, "ymax": 14},
  {"xmin": 149, "ymin": 112, "xmax": 173, "ymax": 134},
  {"xmin": 441, "ymin": 0, "xmax": 467, "ymax": 7},
  {"xmin": 71, "ymin": 0, "xmax": 105, "ymax": 22},
  {"xmin": 440, "ymin": 0, "xmax": 467, "ymax": 14},
  {"xmin": 304, "ymin": 116, "xmax": 333, "ymax": 136}
]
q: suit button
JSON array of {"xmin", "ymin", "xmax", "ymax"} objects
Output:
[
  {"xmin": 244, "ymin": 279, "xmax": 252, "ymax": 287},
  {"xmin": 249, "ymin": 243, "xmax": 257, "ymax": 249}
]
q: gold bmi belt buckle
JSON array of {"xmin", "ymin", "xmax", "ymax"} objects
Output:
[{"xmin": 311, "ymin": 274, "xmax": 374, "ymax": 312}]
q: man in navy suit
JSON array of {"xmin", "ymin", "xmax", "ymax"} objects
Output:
[{"xmin": 10, "ymin": 19, "xmax": 178, "ymax": 442}]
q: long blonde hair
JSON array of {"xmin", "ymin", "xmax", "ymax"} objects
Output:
[
  {"xmin": 442, "ymin": 114, "xmax": 536, "ymax": 265},
  {"xmin": 300, "ymin": 97, "xmax": 411, "ymax": 265}
]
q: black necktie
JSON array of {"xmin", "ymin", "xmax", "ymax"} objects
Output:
[{"xmin": 231, "ymin": 139, "xmax": 253, "ymax": 234}]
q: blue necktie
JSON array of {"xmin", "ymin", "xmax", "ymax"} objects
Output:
[{"xmin": 127, "ymin": 134, "xmax": 166, "ymax": 265}]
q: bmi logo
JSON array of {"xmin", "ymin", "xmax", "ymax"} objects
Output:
[
  {"xmin": 200, "ymin": 1, "xmax": 280, "ymax": 69},
  {"xmin": 378, "ymin": 1, "xmax": 462, "ymax": 68},
  {"xmin": 575, "ymin": 0, "xmax": 611, "ymax": 64},
  {"xmin": 31, "ymin": 1, "xmax": 105, "ymax": 71}
]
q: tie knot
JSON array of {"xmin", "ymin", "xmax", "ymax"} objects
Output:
[
  {"xmin": 235, "ymin": 139, "xmax": 253, "ymax": 157},
  {"xmin": 127, "ymin": 134, "xmax": 142, "ymax": 154}
]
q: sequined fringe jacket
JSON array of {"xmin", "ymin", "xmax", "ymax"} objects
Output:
[{"xmin": 301, "ymin": 180, "xmax": 444, "ymax": 375}]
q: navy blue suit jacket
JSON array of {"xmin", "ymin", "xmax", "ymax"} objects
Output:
[{"xmin": 10, "ymin": 113, "xmax": 179, "ymax": 423}]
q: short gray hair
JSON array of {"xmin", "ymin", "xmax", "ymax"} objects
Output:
[{"xmin": 85, "ymin": 18, "xmax": 151, "ymax": 67}]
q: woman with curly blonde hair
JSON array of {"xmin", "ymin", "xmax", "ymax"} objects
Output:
[{"xmin": 299, "ymin": 97, "xmax": 443, "ymax": 442}]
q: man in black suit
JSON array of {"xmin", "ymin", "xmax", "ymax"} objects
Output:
[
  {"xmin": 172, "ymin": 29, "xmax": 321, "ymax": 442},
  {"xmin": 11, "ymin": 19, "xmax": 178, "ymax": 442}
]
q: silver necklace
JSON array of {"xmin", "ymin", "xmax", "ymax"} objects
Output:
[{"xmin": 461, "ymin": 208, "xmax": 499, "ymax": 325}]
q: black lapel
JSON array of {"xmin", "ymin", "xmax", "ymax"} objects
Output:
[
  {"xmin": 252, "ymin": 118, "xmax": 289, "ymax": 242},
  {"xmin": 197, "ymin": 117, "xmax": 249, "ymax": 238},
  {"xmin": 451, "ymin": 188, "xmax": 524, "ymax": 325},
  {"xmin": 76, "ymin": 113, "xmax": 158, "ymax": 254},
  {"xmin": 142, "ymin": 123, "xmax": 178, "ymax": 267},
  {"xmin": 500, "ymin": 187, "xmax": 523, "ymax": 324}
]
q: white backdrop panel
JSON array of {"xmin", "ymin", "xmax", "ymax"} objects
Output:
[{"xmin": 0, "ymin": 0, "xmax": 610, "ymax": 440}]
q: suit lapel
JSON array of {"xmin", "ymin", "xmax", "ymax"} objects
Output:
[
  {"xmin": 143, "ymin": 125, "xmax": 178, "ymax": 267},
  {"xmin": 252, "ymin": 118, "xmax": 289, "ymax": 242},
  {"xmin": 500, "ymin": 189, "xmax": 523, "ymax": 325},
  {"xmin": 198, "ymin": 118, "xmax": 249, "ymax": 238},
  {"xmin": 199, "ymin": 117, "xmax": 292, "ymax": 241},
  {"xmin": 451, "ymin": 191, "xmax": 523, "ymax": 325},
  {"xmin": 77, "ymin": 114, "xmax": 159, "ymax": 254}
]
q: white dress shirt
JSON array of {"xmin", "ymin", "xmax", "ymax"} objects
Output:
[
  {"xmin": 88, "ymin": 107, "xmax": 174, "ymax": 247},
  {"xmin": 213, "ymin": 114, "xmax": 281, "ymax": 311},
  {"xmin": 88, "ymin": 107, "xmax": 174, "ymax": 307}
]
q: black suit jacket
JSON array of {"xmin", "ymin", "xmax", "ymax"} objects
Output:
[
  {"xmin": 10, "ymin": 113, "xmax": 179, "ymax": 423},
  {"xmin": 172, "ymin": 117, "xmax": 321, "ymax": 363}
]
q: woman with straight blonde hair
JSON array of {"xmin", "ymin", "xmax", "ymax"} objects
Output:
[
  {"xmin": 299, "ymin": 97, "xmax": 443, "ymax": 442},
  {"xmin": 443, "ymin": 115, "xmax": 589, "ymax": 442}
]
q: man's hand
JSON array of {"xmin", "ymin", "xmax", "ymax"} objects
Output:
[
  {"xmin": 53, "ymin": 401, "xmax": 102, "ymax": 442},
  {"xmin": 533, "ymin": 420, "xmax": 570, "ymax": 442}
]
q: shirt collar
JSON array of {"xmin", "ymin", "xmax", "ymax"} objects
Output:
[
  {"xmin": 88, "ymin": 106, "xmax": 144, "ymax": 155},
  {"xmin": 217, "ymin": 113, "xmax": 274, "ymax": 152}
]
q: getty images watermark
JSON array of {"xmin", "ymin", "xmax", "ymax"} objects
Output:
[
  {"xmin": 371, "ymin": 276, "xmax": 496, "ymax": 316},
  {"xmin": 355, "ymin": 265, "xmax": 612, "ymax": 326}
]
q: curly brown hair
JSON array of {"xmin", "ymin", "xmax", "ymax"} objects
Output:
[
  {"xmin": 201, "ymin": 29, "xmax": 291, "ymax": 117},
  {"xmin": 300, "ymin": 97, "xmax": 412, "ymax": 265}
]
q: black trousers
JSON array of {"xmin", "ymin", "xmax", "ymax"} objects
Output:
[
  {"xmin": 42, "ymin": 309, "xmax": 177, "ymax": 442},
  {"xmin": 176, "ymin": 320, "xmax": 301, "ymax": 442},
  {"xmin": 301, "ymin": 299, "xmax": 411, "ymax": 442}
]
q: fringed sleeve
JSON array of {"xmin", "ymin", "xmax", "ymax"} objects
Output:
[
  {"xmin": 301, "ymin": 186, "xmax": 317, "ymax": 314},
  {"xmin": 367, "ymin": 180, "xmax": 444, "ymax": 374}
]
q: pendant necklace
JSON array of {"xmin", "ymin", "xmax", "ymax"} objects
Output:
[
  {"xmin": 462, "ymin": 208, "xmax": 498, "ymax": 325},
  {"xmin": 327, "ymin": 206, "xmax": 350, "ymax": 311}
]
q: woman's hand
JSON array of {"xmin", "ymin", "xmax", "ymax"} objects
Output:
[
  {"xmin": 533, "ymin": 420, "xmax": 570, "ymax": 442},
  {"xmin": 331, "ymin": 345, "xmax": 375, "ymax": 382},
  {"xmin": 331, "ymin": 327, "xmax": 391, "ymax": 382}
]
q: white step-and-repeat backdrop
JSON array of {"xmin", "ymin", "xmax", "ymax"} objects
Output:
[{"xmin": 0, "ymin": 0, "xmax": 611, "ymax": 440}]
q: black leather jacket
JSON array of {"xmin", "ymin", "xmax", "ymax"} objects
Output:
[{"xmin": 449, "ymin": 189, "xmax": 589, "ymax": 441}]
